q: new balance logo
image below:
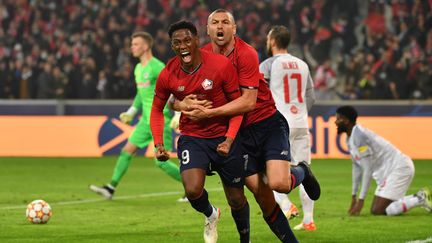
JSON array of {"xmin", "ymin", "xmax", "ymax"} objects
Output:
[
  {"xmin": 280, "ymin": 150, "xmax": 289, "ymax": 156},
  {"xmin": 232, "ymin": 177, "xmax": 241, "ymax": 183},
  {"xmin": 177, "ymin": 86, "xmax": 185, "ymax": 91}
]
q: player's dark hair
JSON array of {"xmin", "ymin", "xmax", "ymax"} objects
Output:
[
  {"xmin": 168, "ymin": 20, "xmax": 198, "ymax": 38},
  {"xmin": 336, "ymin": 106, "xmax": 358, "ymax": 123},
  {"xmin": 269, "ymin": 25, "xmax": 290, "ymax": 49},
  {"xmin": 131, "ymin": 31, "xmax": 154, "ymax": 48}
]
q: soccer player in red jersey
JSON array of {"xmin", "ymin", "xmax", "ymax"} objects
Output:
[
  {"xmin": 174, "ymin": 9, "xmax": 321, "ymax": 243},
  {"xmin": 150, "ymin": 20, "xmax": 250, "ymax": 243}
]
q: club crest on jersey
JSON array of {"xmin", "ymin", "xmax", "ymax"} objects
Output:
[
  {"xmin": 177, "ymin": 86, "xmax": 185, "ymax": 91},
  {"xmin": 290, "ymin": 105, "xmax": 298, "ymax": 114},
  {"xmin": 201, "ymin": 79, "xmax": 213, "ymax": 90}
]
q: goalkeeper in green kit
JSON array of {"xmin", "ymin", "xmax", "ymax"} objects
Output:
[{"xmin": 89, "ymin": 31, "xmax": 185, "ymax": 201}]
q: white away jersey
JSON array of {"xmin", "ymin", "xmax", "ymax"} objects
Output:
[
  {"xmin": 260, "ymin": 54, "xmax": 314, "ymax": 128},
  {"xmin": 348, "ymin": 124, "xmax": 412, "ymax": 198}
]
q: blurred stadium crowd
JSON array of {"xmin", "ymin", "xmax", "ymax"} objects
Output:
[{"xmin": 0, "ymin": 0, "xmax": 431, "ymax": 100}]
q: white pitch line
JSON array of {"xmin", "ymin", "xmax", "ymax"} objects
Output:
[
  {"xmin": 0, "ymin": 187, "xmax": 223, "ymax": 210},
  {"xmin": 406, "ymin": 237, "xmax": 432, "ymax": 243}
]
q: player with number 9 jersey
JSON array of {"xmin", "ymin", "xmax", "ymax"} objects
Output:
[
  {"xmin": 154, "ymin": 49, "xmax": 241, "ymax": 140},
  {"xmin": 151, "ymin": 21, "xmax": 249, "ymax": 243}
]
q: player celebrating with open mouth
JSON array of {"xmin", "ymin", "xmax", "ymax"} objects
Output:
[{"xmin": 150, "ymin": 20, "xmax": 250, "ymax": 243}]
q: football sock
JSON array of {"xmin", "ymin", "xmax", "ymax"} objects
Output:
[
  {"xmin": 189, "ymin": 189, "xmax": 214, "ymax": 217},
  {"xmin": 105, "ymin": 184, "xmax": 115, "ymax": 193},
  {"xmin": 264, "ymin": 205, "xmax": 298, "ymax": 243},
  {"xmin": 289, "ymin": 166, "xmax": 305, "ymax": 191},
  {"xmin": 273, "ymin": 191, "xmax": 292, "ymax": 212},
  {"xmin": 231, "ymin": 201, "xmax": 250, "ymax": 243},
  {"xmin": 110, "ymin": 150, "xmax": 133, "ymax": 187},
  {"xmin": 153, "ymin": 158, "xmax": 181, "ymax": 182},
  {"xmin": 299, "ymin": 185, "xmax": 314, "ymax": 224},
  {"xmin": 385, "ymin": 194, "xmax": 422, "ymax": 216}
]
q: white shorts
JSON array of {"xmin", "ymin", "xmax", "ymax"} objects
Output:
[
  {"xmin": 375, "ymin": 158, "xmax": 415, "ymax": 201},
  {"xmin": 289, "ymin": 128, "xmax": 311, "ymax": 165}
]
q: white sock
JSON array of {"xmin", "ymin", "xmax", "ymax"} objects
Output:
[
  {"xmin": 385, "ymin": 195, "xmax": 422, "ymax": 216},
  {"xmin": 300, "ymin": 184, "xmax": 314, "ymax": 224},
  {"xmin": 106, "ymin": 184, "xmax": 115, "ymax": 190},
  {"xmin": 207, "ymin": 206, "xmax": 219, "ymax": 221},
  {"xmin": 273, "ymin": 191, "xmax": 292, "ymax": 212}
]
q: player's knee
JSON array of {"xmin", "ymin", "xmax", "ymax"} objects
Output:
[
  {"xmin": 370, "ymin": 206, "xmax": 386, "ymax": 215},
  {"xmin": 384, "ymin": 203, "xmax": 398, "ymax": 216},
  {"xmin": 122, "ymin": 142, "xmax": 137, "ymax": 154},
  {"xmin": 184, "ymin": 185, "xmax": 203, "ymax": 199},
  {"xmin": 226, "ymin": 194, "xmax": 246, "ymax": 210},
  {"xmin": 267, "ymin": 178, "xmax": 291, "ymax": 193}
]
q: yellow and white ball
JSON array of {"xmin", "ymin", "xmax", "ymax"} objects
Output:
[{"xmin": 26, "ymin": 199, "xmax": 52, "ymax": 224}]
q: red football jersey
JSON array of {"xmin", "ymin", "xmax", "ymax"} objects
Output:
[
  {"xmin": 203, "ymin": 36, "xmax": 277, "ymax": 126},
  {"xmin": 152, "ymin": 49, "xmax": 241, "ymax": 141}
]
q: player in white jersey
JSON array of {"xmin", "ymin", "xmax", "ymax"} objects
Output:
[
  {"xmin": 335, "ymin": 106, "xmax": 432, "ymax": 216},
  {"xmin": 260, "ymin": 25, "xmax": 317, "ymax": 231}
]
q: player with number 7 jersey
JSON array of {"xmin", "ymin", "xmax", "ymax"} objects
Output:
[{"xmin": 177, "ymin": 9, "xmax": 321, "ymax": 242}]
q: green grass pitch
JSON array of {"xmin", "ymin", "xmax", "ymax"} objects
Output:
[{"xmin": 0, "ymin": 157, "xmax": 430, "ymax": 242}]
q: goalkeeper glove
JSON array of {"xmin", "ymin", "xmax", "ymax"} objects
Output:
[
  {"xmin": 170, "ymin": 111, "xmax": 181, "ymax": 129},
  {"xmin": 119, "ymin": 107, "xmax": 138, "ymax": 124}
]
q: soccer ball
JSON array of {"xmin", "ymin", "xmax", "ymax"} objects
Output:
[{"xmin": 26, "ymin": 199, "xmax": 52, "ymax": 224}]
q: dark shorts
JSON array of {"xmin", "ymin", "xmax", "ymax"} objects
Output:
[
  {"xmin": 240, "ymin": 111, "xmax": 291, "ymax": 176},
  {"xmin": 177, "ymin": 135, "xmax": 245, "ymax": 188}
]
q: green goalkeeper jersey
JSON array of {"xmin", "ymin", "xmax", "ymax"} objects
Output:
[{"xmin": 132, "ymin": 57, "xmax": 170, "ymax": 123}]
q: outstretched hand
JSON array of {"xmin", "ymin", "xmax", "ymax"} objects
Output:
[
  {"xmin": 216, "ymin": 137, "xmax": 234, "ymax": 156},
  {"xmin": 155, "ymin": 144, "xmax": 170, "ymax": 161}
]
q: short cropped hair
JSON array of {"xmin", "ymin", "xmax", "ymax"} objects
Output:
[
  {"xmin": 336, "ymin": 106, "xmax": 358, "ymax": 123},
  {"xmin": 131, "ymin": 31, "xmax": 154, "ymax": 48},
  {"xmin": 168, "ymin": 20, "xmax": 198, "ymax": 38},
  {"xmin": 269, "ymin": 25, "xmax": 291, "ymax": 49},
  {"xmin": 208, "ymin": 9, "xmax": 235, "ymax": 24}
]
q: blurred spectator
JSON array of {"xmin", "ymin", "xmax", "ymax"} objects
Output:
[
  {"xmin": 0, "ymin": 0, "xmax": 431, "ymax": 100},
  {"xmin": 36, "ymin": 62, "xmax": 55, "ymax": 98},
  {"xmin": 52, "ymin": 66, "xmax": 68, "ymax": 99},
  {"xmin": 97, "ymin": 70, "xmax": 108, "ymax": 99},
  {"xmin": 314, "ymin": 60, "xmax": 337, "ymax": 100}
]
